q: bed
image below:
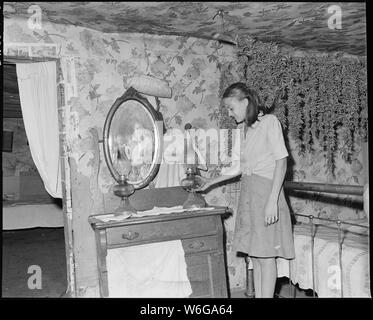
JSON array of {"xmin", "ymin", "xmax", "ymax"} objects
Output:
[
  {"xmin": 3, "ymin": 198, "xmax": 64, "ymax": 230},
  {"xmin": 3, "ymin": 174, "xmax": 64, "ymax": 230},
  {"xmin": 276, "ymin": 218, "xmax": 370, "ymax": 298}
]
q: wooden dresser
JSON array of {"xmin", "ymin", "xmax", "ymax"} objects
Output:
[{"xmin": 88, "ymin": 205, "xmax": 231, "ymax": 298}]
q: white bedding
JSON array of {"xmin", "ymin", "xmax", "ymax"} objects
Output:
[
  {"xmin": 3, "ymin": 202, "xmax": 64, "ymax": 230},
  {"xmin": 277, "ymin": 220, "xmax": 370, "ymax": 297}
]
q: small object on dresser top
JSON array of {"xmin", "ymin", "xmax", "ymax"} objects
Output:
[{"xmin": 95, "ymin": 205, "xmax": 215, "ymax": 222}]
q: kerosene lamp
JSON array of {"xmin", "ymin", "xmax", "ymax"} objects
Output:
[{"xmin": 180, "ymin": 124, "xmax": 207, "ymax": 209}]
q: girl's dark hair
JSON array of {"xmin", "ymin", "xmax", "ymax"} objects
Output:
[{"xmin": 222, "ymin": 82, "xmax": 269, "ymax": 127}]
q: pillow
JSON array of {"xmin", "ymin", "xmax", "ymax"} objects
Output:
[{"xmin": 128, "ymin": 75, "xmax": 172, "ymax": 98}]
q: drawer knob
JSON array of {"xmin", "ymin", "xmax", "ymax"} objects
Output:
[
  {"xmin": 121, "ymin": 231, "xmax": 140, "ymax": 240},
  {"xmin": 188, "ymin": 240, "xmax": 204, "ymax": 250}
]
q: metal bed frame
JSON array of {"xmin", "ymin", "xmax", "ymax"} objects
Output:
[{"xmin": 244, "ymin": 181, "xmax": 368, "ymax": 298}]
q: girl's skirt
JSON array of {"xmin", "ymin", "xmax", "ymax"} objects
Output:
[{"xmin": 232, "ymin": 174, "xmax": 295, "ymax": 259}]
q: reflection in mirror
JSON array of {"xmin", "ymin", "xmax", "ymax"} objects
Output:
[
  {"xmin": 108, "ymin": 100, "xmax": 156, "ymax": 186},
  {"xmin": 102, "ymin": 87, "xmax": 164, "ymax": 216}
]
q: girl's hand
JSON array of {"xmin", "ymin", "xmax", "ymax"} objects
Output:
[
  {"xmin": 195, "ymin": 176, "xmax": 214, "ymax": 192},
  {"xmin": 264, "ymin": 198, "xmax": 279, "ymax": 226}
]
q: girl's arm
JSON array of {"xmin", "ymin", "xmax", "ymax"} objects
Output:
[
  {"xmin": 197, "ymin": 165, "xmax": 242, "ymax": 192},
  {"xmin": 199, "ymin": 172, "xmax": 241, "ymax": 191},
  {"xmin": 269, "ymin": 157, "xmax": 287, "ymax": 201},
  {"xmin": 264, "ymin": 157, "xmax": 287, "ymax": 226},
  {"xmin": 197, "ymin": 145, "xmax": 242, "ymax": 192}
]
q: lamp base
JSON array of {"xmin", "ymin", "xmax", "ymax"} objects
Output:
[
  {"xmin": 113, "ymin": 180, "xmax": 136, "ymax": 217},
  {"xmin": 182, "ymin": 191, "xmax": 206, "ymax": 210},
  {"xmin": 114, "ymin": 197, "xmax": 137, "ymax": 217}
]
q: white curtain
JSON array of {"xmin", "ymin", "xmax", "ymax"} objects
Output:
[{"xmin": 16, "ymin": 61, "xmax": 62, "ymax": 198}]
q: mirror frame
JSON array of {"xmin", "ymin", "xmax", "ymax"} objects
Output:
[{"xmin": 103, "ymin": 87, "xmax": 164, "ymax": 190}]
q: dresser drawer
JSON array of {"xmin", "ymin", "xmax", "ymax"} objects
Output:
[
  {"xmin": 182, "ymin": 235, "xmax": 219, "ymax": 254},
  {"xmin": 106, "ymin": 215, "xmax": 218, "ymax": 247}
]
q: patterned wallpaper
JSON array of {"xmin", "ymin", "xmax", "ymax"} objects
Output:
[
  {"xmin": 4, "ymin": 16, "xmax": 247, "ymax": 294},
  {"xmin": 3, "ymin": 2, "xmax": 366, "ymax": 56},
  {"xmin": 3, "ymin": 10, "xmax": 367, "ymax": 295}
]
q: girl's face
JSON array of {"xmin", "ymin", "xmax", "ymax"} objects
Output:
[{"xmin": 223, "ymin": 97, "xmax": 248, "ymax": 123}]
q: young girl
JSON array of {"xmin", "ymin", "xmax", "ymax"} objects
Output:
[{"xmin": 198, "ymin": 83, "xmax": 295, "ymax": 298}]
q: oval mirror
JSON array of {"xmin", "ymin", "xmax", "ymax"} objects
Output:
[{"xmin": 103, "ymin": 87, "xmax": 163, "ymax": 192}]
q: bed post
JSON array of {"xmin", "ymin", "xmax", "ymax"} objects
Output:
[
  {"xmin": 336, "ymin": 220, "xmax": 344, "ymax": 298},
  {"xmin": 244, "ymin": 255, "xmax": 255, "ymax": 298}
]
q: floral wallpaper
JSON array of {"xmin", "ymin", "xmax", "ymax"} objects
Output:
[
  {"xmin": 4, "ymin": 16, "xmax": 247, "ymax": 294},
  {"xmin": 3, "ymin": 9, "xmax": 368, "ymax": 295},
  {"xmin": 3, "ymin": 2, "xmax": 367, "ymax": 56}
]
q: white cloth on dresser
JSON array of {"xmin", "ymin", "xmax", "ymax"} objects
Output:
[
  {"xmin": 96, "ymin": 205, "xmax": 214, "ymax": 223},
  {"xmin": 102, "ymin": 205, "xmax": 216, "ymax": 297},
  {"xmin": 107, "ymin": 239, "xmax": 192, "ymax": 298},
  {"xmin": 106, "ymin": 159, "xmax": 193, "ymax": 297}
]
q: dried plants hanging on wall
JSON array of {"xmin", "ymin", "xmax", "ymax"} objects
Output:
[{"xmin": 219, "ymin": 37, "xmax": 368, "ymax": 175}]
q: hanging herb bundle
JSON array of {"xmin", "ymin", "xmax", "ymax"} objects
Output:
[{"xmin": 219, "ymin": 36, "xmax": 367, "ymax": 175}]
